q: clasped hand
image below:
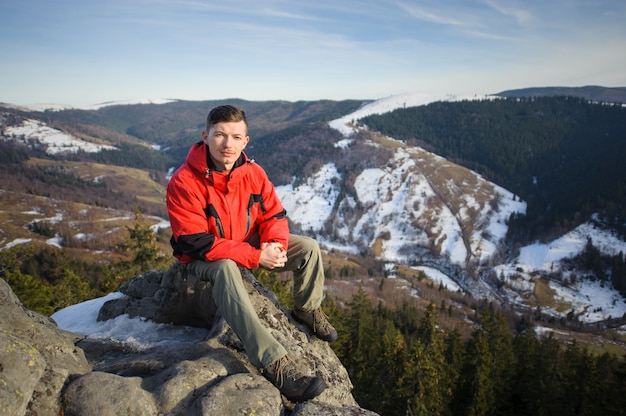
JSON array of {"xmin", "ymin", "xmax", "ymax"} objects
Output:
[{"xmin": 259, "ymin": 241, "xmax": 287, "ymax": 269}]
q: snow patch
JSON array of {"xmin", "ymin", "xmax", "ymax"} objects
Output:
[
  {"xmin": 51, "ymin": 292, "xmax": 209, "ymax": 349},
  {"xmin": 4, "ymin": 119, "xmax": 117, "ymax": 154},
  {"xmin": 276, "ymin": 163, "xmax": 341, "ymax": 231}
]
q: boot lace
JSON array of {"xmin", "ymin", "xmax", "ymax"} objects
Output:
[
  {"xmin": 272, "ymin": 356, "xmax": 302, "ymax": 388},
  {"xmin": 312, "ymin": 309, "xmax": 332, "ymax": 334}
]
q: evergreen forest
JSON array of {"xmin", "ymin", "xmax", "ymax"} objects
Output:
[
  {"xmin": 238, "ymin": 267, "xmax": 626, "ymax": 416},
  {"xmin": 326, "ymin": 293, "xmax": 626, "ymax": 416},
  {"xmin": 359, "ymin": 96, "xmax": 626, "ymax": 243},
  {"xmin": 4, "ymin": 235, "xmax": 625, "ymax": 416},
  {"xmin": 3, "ymin": 92, "xmax": 626, "ymax": 415}
]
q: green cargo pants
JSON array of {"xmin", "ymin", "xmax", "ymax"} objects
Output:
[{"xmin": 185, "ymin": 234, "xmax": 325, "ymax": 368}]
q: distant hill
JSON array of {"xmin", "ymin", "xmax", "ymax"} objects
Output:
[
  {"xmin": 2, "ymin": 90, "xmax": 626, "ymax": 361},
  {"xmin": 495, "ymin": 85, "xmax": 626, "ymax": 104}
]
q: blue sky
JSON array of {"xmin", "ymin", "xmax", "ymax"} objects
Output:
[{"xmin": 1, "ymin": 0, "xmax": 625, "ymax": 106}]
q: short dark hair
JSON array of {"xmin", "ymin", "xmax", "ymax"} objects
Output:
[{"xmin": 206, "ymin": 105, "xmax": 248, "ymax": 131}]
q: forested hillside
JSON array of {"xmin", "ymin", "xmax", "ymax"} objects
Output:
[
  {"xmin": 10, "ymin": 94, "xmax": 625, "ymax": 248},
  {"xmin": 496, "ymin": 85, "xmax": 626, "ymax": 103},
  {"xmin": 2, "ymin": 93, "xmax": 626, "ymax": 416},
  {"xmin": 325, "ymin": 294, "xmax": 626, "ymax": 416},
  {"xmin": 30, "ymin": 99, "xmax": 368, "ymax": 175},
  {"xmin": 359, "ymin": 96, "xmax": 626, "ymax": 243}
]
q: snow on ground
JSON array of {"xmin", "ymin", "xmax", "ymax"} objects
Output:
[
  {"xmin": 51, "ymin": 292, "xmax": 209, "ymax": 349},
  {"xmin": 413, "ymin": 266, "xmax": 462, "ymax": 292},
  {"xmin": 517, "ymin": 222, "xmax": 626, "ymax": 271},
  {"xmin": 4, "ymin": 119, "xmax": 117, "ymax": 154},
  {"xmin": 328, "ymin": 92, "xmax": 490, "ymax": 137},
  {"xmin": 325, "ymin": 95, "xmax": 525, "ymax": 267},
  {"xmin": 277, "ymin": 129, "xmax": 525, "ymax": 268},
  {"xmin": 12, "ymin": 98, "xmax": 176, "ymax": 112},
  {"xmin": 494, "ymin": 221, "xmax": 626, "ymax": 323},
  {"xmin": 146, "ymin": 216, "xmax": 171, "ymax": 233},
  {"xmin": 0, "ymin": 238, "xmax": 32, "ymax": 251},
  {"xmin": 493, "ymin": 190, "xmax": 527, "ymax": 230},
  {"xmin": 534, "ymin": 325, "xmax": 570, "ymax": 337},
  {"xmin": 551, "ymin": 278, "xmax": 626, "ymax": 322},
  {"xmin": 46, "ymin": 235, "xmax": 63, "ymax": 248},
  {"xmin": 276, "ymin": 163, "xmax": 341, "ymax": 232}
]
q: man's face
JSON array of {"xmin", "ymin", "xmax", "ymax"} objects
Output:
[{"xmin": 202, "ymin": 120, "xmax": 249, "ymax": 171}]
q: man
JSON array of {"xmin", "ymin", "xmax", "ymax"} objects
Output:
[{"xmin": 166, "ymin": 105, "xmax": 337, "ymax": 402}]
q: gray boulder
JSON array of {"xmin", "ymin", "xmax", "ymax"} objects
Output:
[
  {"xmin": 0, "ymin": 278, "xmax": 91, "ymax": 416},
  {"xmin": 92, "ymin": 263, "xmax": 372, "ymax": 414},
  {"xmin": 0, "ymin": 263, "xmax": 379, "ymax": 415}
]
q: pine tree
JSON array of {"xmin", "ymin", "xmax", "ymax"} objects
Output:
[
  {"xmin": 405, "ymin": 304, "xmax": 453, "ymax": 416},
  {"xmin": 476, "ymin": 304, "xmax": 516, "ymax": 414},
  {"xmin": 254, "ymin": 268, "xmax": 293, "ymax": 309},
  {"xmin": 1, "ymin": 245, "xmax": 54, "ymax": 315},
  {"xmin": 341, "ymin": 286, "xmax": 377, "ymax": 408},
  {"xmin": 120, "ymin": 209, "xmax": 170, "ymax": 272},
  {"xmin": 534, "ymin": 334, "xmax": 563, "ymax": 416},
  {"xmin": 52, "ymin": 268, "xmax": 96, "ymax": 310},
  {"xmin": 454, "ymin": 330, "xmax": 495, "ymax": 416},
  {"xmin": 323, "ymin": 294, "xmax": 347, "ymax": 357},
  {"xmin": 558, "ymin": 341, "xmax": 586, "ymax": 415},
  {"xmin": 591, "ymin": 352, "xmax": 624, "ymax": 415},
  {"xmin": 510, "ymin": 328, "xmax": 542, "ymax": 415},
  {"xmin": 373, "ymin": 324, "xmax": 410, "ymax": 415},
  {"xmin": 104, "ymin": 209, "xmax": 173, "ymax": 291},
  {"xmin": 444, "ymin": 329, "xmax": 465, "ymax": 405}
]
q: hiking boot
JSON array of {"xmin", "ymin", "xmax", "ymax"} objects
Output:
[
  {"xmin": 262, "ymin": 355, "xmax": 327, "ymax": 402},
  {"xmin": 292, "ymin": 307, "xmax": 338, "ymax": 342}
]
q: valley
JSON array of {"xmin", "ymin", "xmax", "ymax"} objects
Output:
[{"xmin": 2, "ymin": 90, "xmax": 626, "ymax": 358}]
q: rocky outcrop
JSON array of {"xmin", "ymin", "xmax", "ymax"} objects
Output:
[
  {"xmin": 0, "ymin": 264, "xmax": 378, "ymax": 415},
  {"xmin": 0, "ymin": 277, "xmax": 91, "ymax": 415}
]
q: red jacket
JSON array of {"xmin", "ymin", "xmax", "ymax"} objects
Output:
[{"xmin": 166, "ymin": 142, "xmax": 289, "ymax": 268}]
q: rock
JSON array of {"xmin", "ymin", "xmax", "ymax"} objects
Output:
[
  {"xmin": 98, "ymin": 264, "xmax": 218, "ymax": 328},
  {"xmin": 294, "ymin": 402, "xmax": 380, "ymax": 415},
  {"xmin": 0, "ymin": 278, "xmax": 91, "ymax": 416},
  {"xmin": 0, "ymin": 332, "xmax": 46, "ymax": 415},
  {"xmin": 195, "ymin": 373, "xmax": 283, "ymax": 415},
  {"xmin": 0, "ymin": 263, "xmax": 379, "ymax": 415},
  {"xmin": 93, "ymin": 263, "xmax": 368, "ymax": 414},
  {"xmin": 63, "ymin": 371, "xmax": 159, "ymax": 416}
]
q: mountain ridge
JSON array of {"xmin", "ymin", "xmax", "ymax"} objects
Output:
[
  {"xmin": 1, "ymin": 87, "xmax": 626, "ymax": 354},
  {"xmin": 495, "ymin": 85, "xmax": 626, "ymax": 104}
]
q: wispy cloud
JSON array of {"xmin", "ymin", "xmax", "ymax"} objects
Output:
[
  {"xmin": 481, "ymin": 0, "xmax": 535, "ymax": 26},
  {"xmin": 393, "ymin": 1, "xmax": 474, "ymax": 27},
  {"xmin": 1, "ymin": 0, "xmax": 624, "ymax": 105},
  {"xmin": 390, "ymin": 1, "xmax": 525, "ymax": 44}
]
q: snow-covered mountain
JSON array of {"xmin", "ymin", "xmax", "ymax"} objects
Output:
[
  {"xmin": 3, "ymin": 92, "xmax": 626, "ymax": 326},
  {"xmin": 280, "ymin": 92, "xmax": 515, "ymax": 265},
  {"xmin": 1, "ymin": 98, "xmax": 177, "ymax": 112},
  {"xmin": 277, "ymin": 93, "xmax": 626, "ymax": 324},
  {"xmin": 4, "ymin": 119, "xmax": 118, "ymax": 154}
]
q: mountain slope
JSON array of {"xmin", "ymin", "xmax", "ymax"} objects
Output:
[
  {"xmin": 356, "ymin": 95, "xmax": 626, "ymax": 243},
  {"xmin": 2, "ymin": 92, "xmax": 626, "ymax": 347},
  {"xmin": 277, "ymin": 136, "xmax": 525, "ymax": 271}
]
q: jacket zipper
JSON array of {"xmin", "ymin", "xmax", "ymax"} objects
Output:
[{"xmin": 203, "ymin": 205, "xmax": 225, "ymax": 238}]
